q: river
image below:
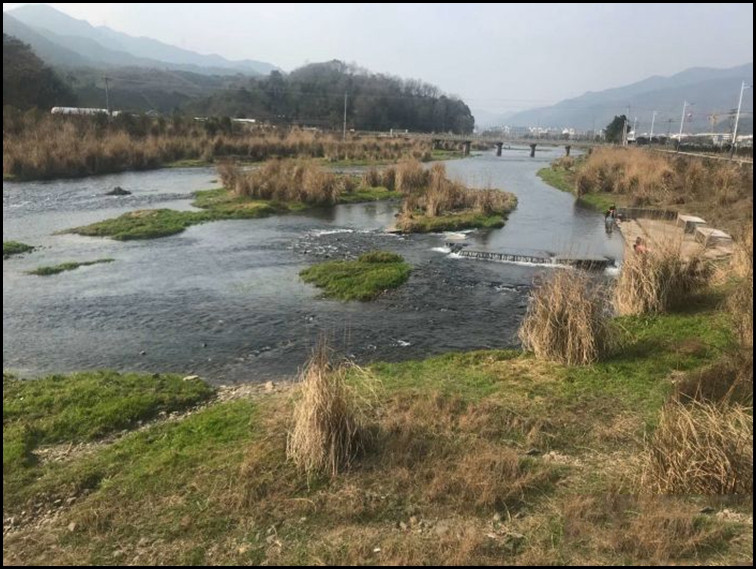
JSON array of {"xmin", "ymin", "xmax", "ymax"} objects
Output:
[{"xmin": 3, "ymin": 148, "xmax": 623, "ymax": 383}]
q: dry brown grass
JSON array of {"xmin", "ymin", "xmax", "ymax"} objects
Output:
[
  {"xmin": 614, "ymin": 243, "xmax": 711, "ymax": 315},
  {"xmin": 362, "ymin": 167, "xmax": 381, "ymax": 188},
  {"xmin": 393, "ymin": 160, "xmax": 517, "ymax": 229},
  {"xmin": 641, "ymin": 400, "xmax": 753, "ymax": 494},
  {"xmin": 559, "ymin": 495, "xmax": 737, "ymax": 562},
  {"xmin": 575, "ymin": 147, "xmax": 675, "ymax": 202},
  {"xmin": 574, "ymin": 147, "xmax": 753, "ymax": 233},
  {"xmin": 731, "ymin": 223, "xmax": 753, "ymax": 280},
  {"xmin": 729, "ymin": 272, "xmax": 754, "ymax": 351},
  {"xmin": 2, "ymin": 112, "xmax": 432, "ymax": 180},
  {"xmin": 219, "ymin": 160, "xmax": 349, "ymax": 204},
  {"xmin": 519, "ymin": 270, "xmax": 612, "ymax": 365},
  {"xmin": 286, "ymin": 341, "xmax": 366, "ymax": 478},
  {"xmin": 395, "ymin": 158, "xmax": 429, "ymax": 195},
  {"xmin": 673, "ymin": 357, "xmax": 754, "ymax": 406}
]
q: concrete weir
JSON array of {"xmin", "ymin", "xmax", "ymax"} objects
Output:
[{"xmin": 445, "ymin": 243, "xmax": 614, "ymax": 271}]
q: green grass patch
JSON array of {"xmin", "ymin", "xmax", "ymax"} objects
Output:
[
  {"xmin": 68, "ymin": 209, "xmax": 213, "ymax": 240},
  {"xmin": 537, "ymin": 166, "xmax": 574, "ymax": 193},
  {"xmin": 398, "ymin": 211, "xmax": 508, "ymax": 233},
  {"xmin": 3, "ymin": 370, "xmax": 214, "ymax": 473},
  {"xmin": 300, "ymin": 250, "xmax": 411, "ymax": 300},
  {"xmin": 336, "ymin": 186, "xmax": 402, "ymax": 203},
  {"xmin": 4, "ymin": 397, "xmax": 254, "ymax": 526},
  {"xmin": 27, "ymin": 258, "xmax": 114, "ymax": 276},
  {"xmin": 68, "ymin": 185, "xmax": 400, "ymax": 241},
  {"xmin": 577, "ymin": 192, "xmax": 621, "ymax": 212},
  {"xmin": 164, "ymin": 158, "xmax": 213, "ymax": 168},
  {"xmin": 3, "ymin": 241, "xmax": 35, "ymax": 258},
  {"xmin": 430, "ymin": 149, "xmax": 465, "ymax": 161}
]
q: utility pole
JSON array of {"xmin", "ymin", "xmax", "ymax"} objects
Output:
[
  {"xmin": 649, "ymin": 110, "xmax": 657, "ymax": 141},
  {"xmin": 730, "ymin": 81, "xmax": 752, "ymax": 159},
  {"xmin": 103, "ymin": 76, "xmax": 111, "ymax": 116},
  {"xmin": 342, "ymin": 91, "xmax": 348, "ymax": 141},
  {"xmin": 676, "ymin": 100, "xmax": 688, "ymax": 152}
]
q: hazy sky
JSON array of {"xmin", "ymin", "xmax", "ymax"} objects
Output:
[{"xmin": 3, "ymin": 3, "xmax": 753, "ymax": 114}]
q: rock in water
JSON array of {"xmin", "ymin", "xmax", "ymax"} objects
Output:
[{"xmin": 106, "ymin": 186, "xmax": 131, "ymax": 196}]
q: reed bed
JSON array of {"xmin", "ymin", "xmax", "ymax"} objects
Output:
[{"xmin": 641, "ymin": 400, "xmax": 753, "ymax": 494}]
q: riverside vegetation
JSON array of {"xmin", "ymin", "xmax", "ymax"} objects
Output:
[
  {"xmin": 4, "ymin": 146, "xmax": 751, "ymax": 565},
  {"xmin": 537, "ymin": 147, "xmax": 753, "ymax": 234},
  {"xmin": 4, "ymin": 223, "xmax": 752, "ymax": 564},
  {"xmin": 2, "ymin": 109, "xmax": 435, "ymax": 181}
]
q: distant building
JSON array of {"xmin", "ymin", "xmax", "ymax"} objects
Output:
[{"xmin": 51, "ymin": 107, "xmax": 121, "ymax": 117}]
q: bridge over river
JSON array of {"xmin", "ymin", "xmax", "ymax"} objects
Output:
[{"xmin": 385, "ymin": 132, "xmax": 599, "ymax": 157}]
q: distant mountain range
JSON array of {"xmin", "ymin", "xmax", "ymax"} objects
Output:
[
  {"xmin": 490, "ymin": 63, "xmax": 753, "ymax": 134},
  {"xmin": 3, "ymin": 4, "xmax": 278, "ymax": 76}
]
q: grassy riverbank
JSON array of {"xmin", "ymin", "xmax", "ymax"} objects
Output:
[
  {"xmin": 537, "ymin": 157, "xmax": 618, "ymax": 213},
  {"xmin": 538, "ymin": 149, "xmax": 753, "ymax": 234},
  {"xmin": 300, "ymin": 251, "xmax": 411, "ymax": 301},
  {"xmin": 3, "ymin": 279, "xmax": 752, "ymax": 565},
  {"xmin": 2, "ymin": 112, "xmax": 433, "ymax": 181}
]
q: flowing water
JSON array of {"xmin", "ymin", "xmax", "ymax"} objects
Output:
[{"xmin": 3, "ymin": 148, "xmax": 624, "ymax": 383}]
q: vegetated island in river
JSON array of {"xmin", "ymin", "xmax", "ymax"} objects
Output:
[
  {"xmin": 3, "ymin": 241, "xmax": 35, "ymax": 259},
  {"xmin": 26, "ymin": 258, "xmax": 114, "ymax": 276},
  {"xmin": 67, "ymin": 158, "xmax": 516, "ymax": 240},
  {"xmin": 392, "ymin": 161, "xmax": 517, "ymax": 233},
  {"xmin": 299, "ymin": 251, "xmax": 411, "ymax": 301},
  {"xmin": 66, "ymin": 159, "xmax": 402, "ymax": 240}
]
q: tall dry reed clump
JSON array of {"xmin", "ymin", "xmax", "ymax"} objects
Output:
[
  {"xmin": 518, "ymin": 270, "xmax": 612, "ymax": 365},
  {"xmin": 614, "ymin": 245, "xmax": 710, "ymax": 315},
  {"xmin": 395, "ymin": 158, "xmax": 429, "ymax": 195},
  {"xmin": 219, "ymin": 160, "xmax": 346, "ymax": 205},
  {"xmin": 642, "ymin": 401, "xmax": 753, "ymax": 494},
  {"xmin": 396, "ymin": 161, "xmax": 517, "ymax": 221},
  {"xmin": 287, "ymin": 341, "xmax": 365, "ymax": 478}
]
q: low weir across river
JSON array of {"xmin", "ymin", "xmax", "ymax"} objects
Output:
[{"xmin": 445, "ymin": 242, "xmax": 615, "ymax": 271}]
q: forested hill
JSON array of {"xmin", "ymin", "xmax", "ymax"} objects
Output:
[
  {"xmin": 3, "ymin": 34, "xmax": 76, "ymax": 110},
  {"xmin": 185, "ymin": 60, "xmax": 475, "ymax": 134}
]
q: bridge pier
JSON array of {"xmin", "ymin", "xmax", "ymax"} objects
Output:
[
  {"xmin": 495, "ymin": 142, "xmax": 503, "ymax": 157},
  {"xmin": 529, "ymin": 143, "xmax": 537, "ymax": 158},
  {"xmin": 462, "ymin": 141, "xmax": 471, "ymax": 156},
  {"xmin": 565, "ymin": 145, "xmax": 571, "ymax": 157}
]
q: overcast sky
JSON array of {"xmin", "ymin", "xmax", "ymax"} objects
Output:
[{"xmin": 3, "ymin": 3, "xmax": 753, "ymax": 114}]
